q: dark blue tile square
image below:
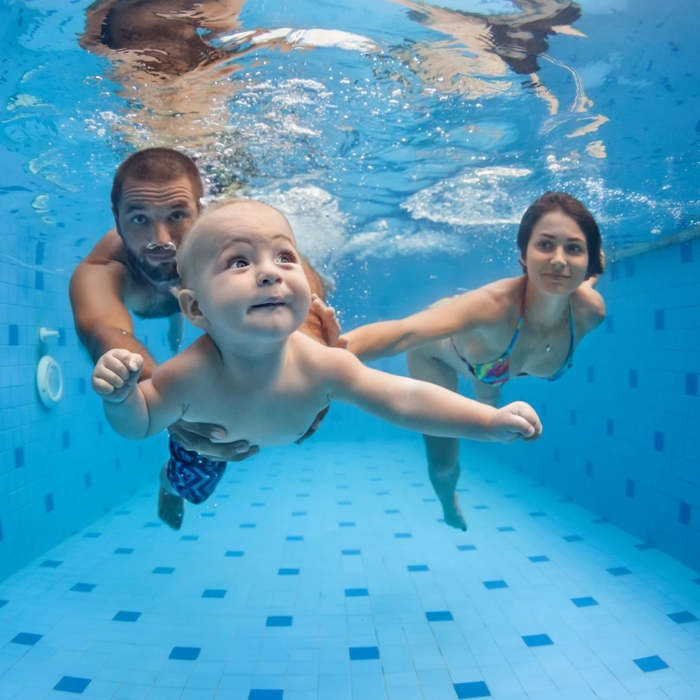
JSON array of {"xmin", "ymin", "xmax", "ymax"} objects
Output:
[
  {"xmin": 202, "ymin": 589, "xmax": 226, "ymax": 598},
  {"xmin": 587, "ymin": 365, "xmax": 595, "ymax": 383},
  {"xmin": 54, "ymin": 676, "xmax": 91, "ymax": 693},
  {"xmin": 342, "ymin": 549, "xmax": 361, "ymax": 556},
  {"xmin": 572, "ymin": 597, "xmax": 598, "ymax": 608},
  {"xmin": 113, "ymin": 611, "xmax": 141, "ymax": 622},
  {"xmin": 625, "ymin": 479, "xmax": 635, "ymax": 498},
  {"xmin": 291, "ymin": 511, "xmax": 306, "ymax": 517},
  {"xmin": 279, "ymin": 568, "xmax": 299, "ymax": 576},
  {"xmin": 286, "ymin": 535, "xmax": 303, "ymax": 541},
  {"xmin": 530, "ymin": 512, "xmax": 547, "ymax": 518},
  {"xmin": 45, "ymin": 493, "xmax": 54, "ymax": 513},
  {"xmin": 0, "ymin": 600, "xmax": 7, "ymax": 608},
  {"xmin": 384, "ymin": 509, "xmax": 400, "ymax": 514},
  {"xmin": 686, "ymin": 373, "xmax": 698, "ymax": 396},
  {"xmin": 40, "ymin": 560, "xmax": 62, "ymax": 568},
  {"xmin": 225, "ymin": 550, "xmax": 244, "ymax": 557},
  {"xmin": 608, "ymin": 566, "xmax": 631, "ymax": 576},
  {"xmin": 251, "ymin": 502, "xmax": 265, "ymax": 507},
  {"xmin": 483, "ymin": 580, "xmax": 507, "ymax": 590},
  {"xmin": 529, "ymin": 555, "xmax": 549, "ymax": 563},
  {"xmin": 634, "ymin": 655, "xmax": 668, "ymax": 672},
  {"xmin": 426, "ymin": 611, "xmax": 453, "ymax": 622},
  {"xmin": 83, "ymin": 532, "xmax": 101, "ymax": 538},
  {"xmin": 339, "ymin": 522, "xmax": 356, "ymax": 528},
  {"xmin": 407, "ymin": 564, "xmax": 428, "ymax": 572},
  {"xmin": 266, "ymin": 616, "xmax": 292, "ymax": 627},
  {"xmin": 70, "ymin": 583, "xmax": 95, "ymax": 592},
  {"xmin": 454, "ymin": 681, "xmax": 491, "ymax": 698},
  {"xmin": 606, "ymin": 418, "xmax": 614, "ymax": 436},
  {"xmin": 240, "ymin": 523, "xmax": 256, "ymax": 529},
  {"xmin": 62, "ymin": 431, "xmax": 70, "ymax": 449},
  {"xmin": 679, "ymin": 502, "xmax": 691, "ymax": 525},
  {"xmin": 153, "ymin": 567, "xmax": 174, "ymax": 574},
  {"xmin": 11, "ymin": 632, "xmax": 42, "ymax": 645},
  {"xmin": 248, "ymin": 690, "xmax": 283, "ymax": 700},
  {"xmin": 458, "ymin": 544, "xmax": 477, "ymax": 552},
  {"xmin": 169, "ymin": 646, "xmax": 200, "ymax": 660},
  {"xmin": 629, "ymin": 369, "xmax": 638, "ymax": 388},
  {"xmin": 181, "ymin": 535, "xmax": 199, "ymax": 541},
  {"xmin": 473, "ymin": 505, "xmax": 489, "ymax": 510},
  {"xmin": 337, "ymin": 500, "xmax": 352, "ymax": 505},
  {"xmin": 378, "ymin": 490, "xmax": 391, "ymax": 496},
  {"xmin": 564, "ymin": 535, "xmax": 583, "ymax": 542},
  {"xmin": 394, "ymin": 532, "xmax": 412, "ymax": 538},
  {"xmin": 144, "ymin": 522, "xmax": 161, "ymax": 528},
  {"xmin": 8, "ymin": 324, "xmax": 18, "ymax": 346},
  {"xmin": 349, "ymin": 646, "xmax": 379, "ymax": 660},
  {"xmin": 654, "ymin": 309, "xmax": 665, "ymax": 331},
  {"xmin": 13, "ymin": 446, "xmax": 24, "ymax": 469},
  {"xmin": 114, "ymin": 548, "xmax": 133, "ymax": 555},
  {"xmin": 667, "ymin": 611, "xmax": 697, "ymax": 624},
  {"xmin": 345, "ymin": 588, "xmax": 369, "ymax": 597},
  {"xmin": 201, "ymin": 512, "xmax": 216, "ymax": 518},
  {"xmin": 680, "ymin": 240, "xmax": 693, "ymax": 263},
  {"xmin": 522, "ymin": 634, "xmax": 553, "ymax": 647},
  {"xmin": 497, "ymin": 526, "xmax": 515, "ymax": 532},
  {"xmin": 654, "ymin": 431, "xmax": 664, "ymax": 452}
]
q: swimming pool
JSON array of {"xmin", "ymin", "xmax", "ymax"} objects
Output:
[{"xmin": 1, "ymin": 0, "xmax": 699, "ymax": 697}]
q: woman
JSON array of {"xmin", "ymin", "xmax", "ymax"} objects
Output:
[{"xmin": 342, "ymin": 192, "xmax": 606, "ymax": 530}]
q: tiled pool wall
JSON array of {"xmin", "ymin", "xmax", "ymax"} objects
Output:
[{"xmin": 497, "ymin": 234, "xmax": 700, "ymax": 572}]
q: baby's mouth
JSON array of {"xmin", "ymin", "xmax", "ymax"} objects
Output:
[{"xmin": 249, "ymin": 298, "xmax": 287, "ymax": 311}]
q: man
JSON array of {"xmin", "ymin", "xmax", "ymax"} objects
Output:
[{"xmin": 70, "ymin": 147, "xmax": 335, "ymax": 528}]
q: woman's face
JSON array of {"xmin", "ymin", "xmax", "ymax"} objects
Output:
[{"xmin": 523, "ymin": 210, "xmax": 589, "ymax": 295}]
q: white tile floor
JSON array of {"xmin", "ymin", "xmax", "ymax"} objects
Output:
[{"xmin": 0, "ymin": 438, "xmax": 698, "ymax": 699}]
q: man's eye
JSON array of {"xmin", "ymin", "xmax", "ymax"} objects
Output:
[
  {"xmin": 131, "ymin": 214, "xmax": 147, "ymax": 225},
  {"xmin": 276, "ymin": 251, "xmax": 297, "ymax": 263},
  {"xmin": 228, "ymin": 257, "xmax": 248, "ymax": 269}
]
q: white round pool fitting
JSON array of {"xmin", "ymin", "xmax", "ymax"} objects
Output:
[{"xmin": 36, "ymin": 355, "xmax": 63, "ymax": 408}]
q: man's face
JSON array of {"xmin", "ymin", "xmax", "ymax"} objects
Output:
[{"xmin": 115, "ymin": 174, "xmax": 199, "ymax": 286}]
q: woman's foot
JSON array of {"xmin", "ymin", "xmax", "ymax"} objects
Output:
[{"xmin": 429, "ymin": 463, "xmax": 467, "ymax": 531}]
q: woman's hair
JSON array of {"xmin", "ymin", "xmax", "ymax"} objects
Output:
[
  {"xmin": 111, "ymin": 147, "xmax": 203, "ymax": 213},
  {"xmin": 516, "ymin": 191, "xmax": 604, "ymax": 278}
]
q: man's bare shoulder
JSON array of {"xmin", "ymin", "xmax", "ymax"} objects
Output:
[{"xmin": 82, "ymin": 229, "xmax": 128, "ymax": 266}]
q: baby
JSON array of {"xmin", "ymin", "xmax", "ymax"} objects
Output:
[{"xmin": 93, "ymin": 199, "xmax": 542, "ymax": 505}]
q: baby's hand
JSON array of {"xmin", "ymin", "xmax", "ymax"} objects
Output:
[
  {"xmin": 490, "ymin": 401, "xmax": 542, "ymax": 443},
  {"xmin": 92, "ymin": 349, "xmax": 144, "ymax": 403}
]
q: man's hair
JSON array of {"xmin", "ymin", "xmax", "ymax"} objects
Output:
[
  {"xmin": 111, "ymin": 147, "xmax": 204, "ymax": 213},
  {"xmin": 516, "ymin": 191, "xmax": 604, "ymax": 278}
]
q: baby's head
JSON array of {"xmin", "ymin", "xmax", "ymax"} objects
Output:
[{"xmin": 176, "ymin": 199, "xmax": 311, "ymax": 343}]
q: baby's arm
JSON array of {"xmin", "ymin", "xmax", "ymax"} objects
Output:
[
  {"xmin": 92, "ymin": 348, "xmax": 188, "ymax": 439},
  {"xmin": 325, "ymin": 349, "xmax": 541, "ymax": 443}
]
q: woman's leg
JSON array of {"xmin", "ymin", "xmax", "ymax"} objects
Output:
[{"xmin": 407, "ymin": 347, "xmax": 467, "ymax": 530}]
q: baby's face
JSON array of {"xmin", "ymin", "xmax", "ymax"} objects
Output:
[{"xmin": 184, "ymin": 202, "xmax": 311, "ymax": 341}]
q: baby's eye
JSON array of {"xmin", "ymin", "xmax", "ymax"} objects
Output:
[
  {"xmin": 228, "ymin": 257, "xmax": 249, "ymax": 269},
  {"xmin": 275, "ymin": 250, "xmax": 297, "ymax": 264}
]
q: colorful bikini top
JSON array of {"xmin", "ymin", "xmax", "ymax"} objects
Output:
[{"xmin": 450, "ymin": 293, "xmax": 575, "ymax": 386}]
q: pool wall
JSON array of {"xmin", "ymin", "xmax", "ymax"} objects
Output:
[{"xmin": 496, "ymin": 233, "xmax": 700, "ymax": 572}]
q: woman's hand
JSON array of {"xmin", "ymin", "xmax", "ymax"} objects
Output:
[
  {"xmin": 311, "ymin": 294, "xmax": 347, "ymax": 348},
  {"xmin": 169, "ymin": 420, "xmax": 260, "ymax": 461}
]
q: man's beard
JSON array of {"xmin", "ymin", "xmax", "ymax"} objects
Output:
[{"xmin": 125, "ymin": 246, "xmax": 179, "ymax": 287}]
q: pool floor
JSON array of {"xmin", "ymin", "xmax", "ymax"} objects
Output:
[{"xmin": 0, "ymin": 438, "xmax": 698, "ymax": 699}]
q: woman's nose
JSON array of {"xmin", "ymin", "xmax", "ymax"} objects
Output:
[{"xmin": 551, "ymin": 246, "xmax": 566, "ymax": 267}]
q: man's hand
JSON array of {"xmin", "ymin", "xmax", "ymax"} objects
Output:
[
  {"xmin": 169, "ymin": 420, "xmax": 260, "ymax": 462},
  {"xmin": 311, "ymin": 294, "xmax": 347, "ymax": 348},
  {"xmin": 92, "ymin": 349, "xmax": 143, "ymax": 403}
]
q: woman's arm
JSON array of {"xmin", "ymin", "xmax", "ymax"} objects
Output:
[{"xmin": 342, "ymin": 288, "xmax": 501, "ymax": 361}]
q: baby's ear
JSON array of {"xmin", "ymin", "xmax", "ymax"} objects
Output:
[{"xmin": 178, "ymin": 288, "xmax": 208, "ymax": 330}]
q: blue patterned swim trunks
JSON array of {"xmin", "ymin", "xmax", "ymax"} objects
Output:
[{"xmin": 166, "ymin": 436, "xmax": 227, "ymax": 504}]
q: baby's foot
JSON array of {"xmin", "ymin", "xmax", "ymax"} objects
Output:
[{"xmin": 158, "ymin": 464, "xmax": 184, "ymax": 530}]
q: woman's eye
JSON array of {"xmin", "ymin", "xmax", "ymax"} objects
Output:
[
  {"xmin": 567, "ymin": 244, "xmax": 585, "ymax": 254},
  {"xmin": 537, "ymin": 240, "xmax": 552, "ymax": 250}
]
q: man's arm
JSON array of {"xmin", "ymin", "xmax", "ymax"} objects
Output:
[{"xmin": 69, "ymin": 232, "xmax": 159, "ymax": 379}]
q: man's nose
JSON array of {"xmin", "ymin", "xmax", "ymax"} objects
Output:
[{"xmin": 153, "ymin": 220, "xmax": 173, "ymax": 245}]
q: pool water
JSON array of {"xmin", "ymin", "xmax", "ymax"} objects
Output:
[{"xmin": 1, "ymin": 0, "xmax": 699, "ymax": 698}]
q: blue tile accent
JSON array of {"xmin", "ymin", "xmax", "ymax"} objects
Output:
[
  {"xmin": 169, "ymin": 646, "xmax": 201, "ymax": 660},
  {"xmin": 458, "ymin": 544, "xmax": 476, "ymax": 551},
  {"xmin": 153, "ymin": 567, "xmax": 174, "ymax": 574},
  {"xmin": 668, "ymin": 611, "xmax": 697, "ymax": 623},
  {"xmin": 11, "ymin": 632, "xmax": 42, "ymax": 645},
  {"xmin": 394, "ymin": 532, "xmax": 412, "ymax": 538},
  {"xmin": 530, "ymin": 511, "xmax": 547, "ymax": 517},
  {"xmin": 572, "ymin": 597, "xmax": 598, "ymax": 607},
  {"xmin": 605, "ymin": 315, "xmax": 614, "ymax": 333},
  {"xmin": 225, "ymin": 551, "xmax": 244, "ymax": 557},
  {"xmin": 587, "ymin": 365, "xmax": 595, "ymax": 383},
  {"xmin": 497, "ymin": 526, "xmax": 515, "ymax": 532},
  {"xmin": 564, "ymin": 535, "xmax": 583, "ymax": 542},
  {"xmin": 114, "ymin": 547, "xmax": 133, "ymax": 555},
  {"xmin": 342, "ymin": 549, "xmax": 360, "ymax": 555},
  {"xmin": 634, "ymin": 655, "xmax": 668, "ymax": 672},
  {"xmin": 339, "ymin": 521, "xmax": 356, "ymax": 527},
  {"xmin": 654, "ymin": 431, "xmax": 664, "ymax": 451},
  {"xmin": 686, "ymin": 373, "xmax": 698, "ymax": 395},
  {"xmin": 529, "ymin": 555, "xmax": 549, "ymax": 562},
  {"xmin": 654, "ymin": 309, "xmax": 665, "ymax": 330},
  {"xmin": 629, "ymin": 368, "xmax": 638, "ymax": 388},
  {"xmin": 680, "ymin": 240, "xmax": 693, "ymax": 262},
  {"xmin": 522, "ymin": 633, "xmax": 553, "ymax": 647},
  {"xmin": 337, "ymin": 500, "xmax": 352, "ymax": 505},
  {"xmin": 291, "ymin": 511, "xmax": 306, "ymax": 516},
  {"xmin": 181, "ymin": 535, "xmax": 198, "ymax": 541},
  {"xmin": 407, "ymin": 564, "xmax": 428, "ymax": 572},
  {"xmin": 606, "ymin": 418, "xmax": 614, "ymax": 436},
  {"xmin": 473, "ymin": 504, "xmax": 489, "ymax": 510},
  {"xmin": 113, "ymin": 611, "xmax": 141, "ymax": 622},
  {"xmin": 266, "ymin": 616, "xmax": 292, "ymax": 627},
  {"xmin": 45, "ymin": 493, "xmax": 54, "ymax": 512},
  {"xmin": 345, "ymin": 588, "xmax": 368, "ymax": 597},
  {"xmin": 585, "ymin": 461, "xmax": 593, "ymax": 477},
  {"xmin": 0, "ymin": 600, "xmax": 6, "ymax": 608},
  {"xmin": 454, "ymin": 681, "xmax": 491, "ymax": 698},
  {"xmin": 201, "ymin": 512, "xmax": 216, "ymax": 518},
  {"xmin": 483, "ymin": 580, "xmax": 507, "ymax": 589},
  {"xmin": 83, "ymin": 532, "xmax": 101, "ymax": 538},
  {"xmin": 70, "ymin": 583, "xmax": 95, "ymax": 592},
  {"xmin": 202, "ymin": 589, "xmax": 226, "ymax": 598},
  {"xmin": 248, "ymin": 690, "xmax": 283, "ymax": 700},
  {"xmin": 678, "ymin": 502, "xmax": 691, "ymax": 525},
  {"xmin": 84, "ymin": 472, "xmax": 91, "ymax": 488},
  {"xmin": 54, "ymin": 676, "xmax": 91, "ymax": 693},
  {"xmin": 240, "ymin": 523, "xmax": 256, "ymax": 529},
  {"xmin": 279, "ymin": 568, "xmax": 299, "ymax": 576},
  {"xmin": 426, "ymin": 610, "xmax": 453, "ymax": 621},
  {"xmin": 626, "ymin": 479, "xmax": 635, "ymax": 498},
  {"xmin": 13, "ymin": 446, "xmax": 24, "ymax": 469},
  {"xmin": 40, "ymin": 559, "xmax": 62, "ymax": 568},
  {"xmin": 286, "ymin": 535, "xmax": 303, "ymax": 541},
  {"xmin": 78, "ymin": 377, "xmax": 86, "ymax": 395},
  {"xmin": 384, "ymin": 509, "xmax": 400, "ymax": 514},
  {"xmin": 349, "ymin": 646, "xmax": 379, "ymax": 660},
  {"xmin": 62, "ymin": 431, "xmax": 70, "ymax": 449},
  {"xmin": 608, "ymin": 566, "xmax": 632, "ymax": 576},
  {"xmin": 8, "ymin": 324, "xmax": 18, "ymax": 345},
  {"xmin": 624, "ymin": 259, "xmax": 635, "ymax": 277}
]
